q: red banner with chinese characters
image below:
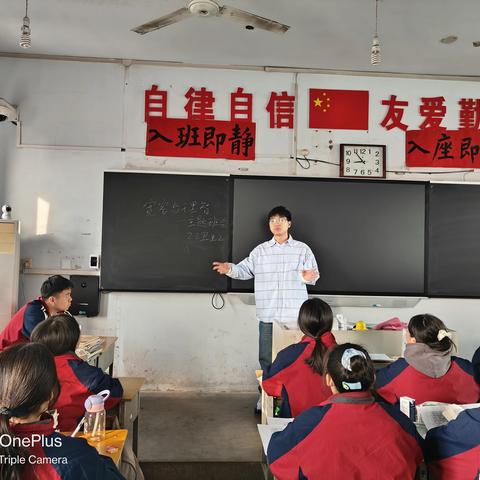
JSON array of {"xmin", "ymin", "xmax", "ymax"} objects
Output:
[
  {"xmin": 146, "ymin": 118, "xmax": 256, "ymax": 160},
  {"xmin": 406, "ymin": 129, "xmax": 480, "ymax": 167}
]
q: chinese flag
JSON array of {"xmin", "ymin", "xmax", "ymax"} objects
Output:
[{"xmin": 309, "ymin": 89, "xmax": 369, "ymax": 130}]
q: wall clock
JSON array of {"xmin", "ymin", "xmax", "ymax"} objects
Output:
[{"xmin": 340, "ymin": 144, "xmax": 386, "ymax": 178}]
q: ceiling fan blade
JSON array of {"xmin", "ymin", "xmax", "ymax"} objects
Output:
[
  {"xmin": 132, "ymin": 7, "xmax": 191, "ymax": 35},
  {"xmin": 220, "ymin": 5, "xmax": 290, "ymax": 34}
]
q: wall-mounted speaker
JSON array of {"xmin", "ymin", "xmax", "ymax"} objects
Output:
[{"xmin": 69, "ymin": 275, "xmax": 100, "ymax": 317}]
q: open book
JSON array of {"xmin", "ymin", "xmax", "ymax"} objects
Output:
[
  {"xmin": 417, "ymin": 402, "xmax": 480, "ymax": 431},
  {"xmin": 257, "ymin": 417, "xmax": 294, "ymax": 455}
]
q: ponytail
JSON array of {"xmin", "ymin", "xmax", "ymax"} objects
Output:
[
  {"xmin": 0, "ymin": 343, "xmax": 59, "ymax": 480},
  {"xmin": 305, "ymin": 337, "xmax": 328, "ymax": 374},
  {"xmin": 408, "ymin": 314, "xmax": 456, "ymax": 353},
  {"xmin": 297, "ymin": 298, "xmax": 335, "ymax": 374},
  {"xmin": 0, "ymin": 410, "xmax": 28, "ymax": 480}
]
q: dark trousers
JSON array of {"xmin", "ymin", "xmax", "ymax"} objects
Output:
[{"xmin": 259, "ymin": 321, "xmax": 273, "ymax": 372}]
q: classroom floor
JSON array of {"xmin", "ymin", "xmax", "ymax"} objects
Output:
[{"xmin": 138, "ymin": 392, "xmax": 266, "ymax": 480}]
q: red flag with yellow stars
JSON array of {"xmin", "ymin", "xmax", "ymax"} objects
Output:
[{"xmin": 309, "ymin": 89, "xmax": 369, "ymax": 130}]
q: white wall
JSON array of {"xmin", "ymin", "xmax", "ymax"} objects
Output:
[{"xmin": 1, "ymin": 57, "xmax": 480, "ymax": 391}]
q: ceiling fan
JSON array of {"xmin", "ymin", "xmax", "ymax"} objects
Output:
[{"xmin": 131, "ymin": 0, "xmax": 290, "ymax": 35}]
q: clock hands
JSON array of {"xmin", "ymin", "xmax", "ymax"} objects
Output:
[{"xmin": 354, "ymin": 152, "xmax": 366, "ymax": 164}]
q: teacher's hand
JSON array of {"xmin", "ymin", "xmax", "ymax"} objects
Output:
[
  {"xmin": 301, "ymin": 269, "xmax": 319, "ymax": 282},
  {"xmin": 212, "ymin": 262, "xmax": 231, "ymax": 275}
]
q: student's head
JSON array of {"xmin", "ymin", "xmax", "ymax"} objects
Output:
[
  {"xmin": 267, "ymin": 206, "xmax": 292, "ymax": 237},
  {"xmin": 324, "ymin": 343, "xmax": 375, "ymax": 394},
  {"xmin": 298, "ymin": 298, "xmax": 334, "ymax": 374},
  {"xmin": 31, "ymin": 314, "xmax": 80, "ymax": 356},
  {"xmin": 40, "ymin": 275, "xmax": 73, "ymax": 314},
  {"xmin": 408, "ymin": 314, "xmax": 455, "ymax": 353},
  {"xmin": 0, "ymin": 343, "xmax": 59, "ymax": 480}
]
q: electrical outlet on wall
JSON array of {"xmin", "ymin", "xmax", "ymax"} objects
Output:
[{"xmin": 22, "ymin": 258, "xmax": 32, "ymax": 269}]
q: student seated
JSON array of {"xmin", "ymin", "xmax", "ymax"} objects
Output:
[
  {"xmin": 262, "ymin": 298, "xmax": 336, "ymax": 417},
  {"xmin": 0, "ymin": 275, "xmax": 73, "ymax": 350},
  {"xmin": 376, "ymin": 314, "xmax": 480, "ymax": 405},
  {"xmin": 425, "ymin": 406, "xmax": 480, "ymax": 480},
  {"xmin": 267, "ymin": 343, "xmax": 424, "ymax": 480},
  {"xmin": 31, "ymin": 314, "xmax": 123, "ymax": 432},
  {"xmin": 0, "ymin": 342, "xmax": 124, "ymax": 480}
]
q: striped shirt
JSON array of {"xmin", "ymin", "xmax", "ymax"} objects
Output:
[{"xmin": 228, "ymin": 236, "xmax": 319, "ymax": 327}]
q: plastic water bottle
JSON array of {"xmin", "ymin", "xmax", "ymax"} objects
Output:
[{"xmin": 83, "ymin": 390, "xmax": 110, "ymax": 441}]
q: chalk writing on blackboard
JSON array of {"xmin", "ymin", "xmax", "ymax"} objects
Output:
[
  {"xmin": 143, "ymin": 199, "xmax": 226, "ymax": 243},
  {"xmin": 143, "ymin": 199, "xmax": 212, "ymax": 217}
]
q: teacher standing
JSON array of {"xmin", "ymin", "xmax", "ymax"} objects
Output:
[{"xmin": 212, "ymin": 206, "xmax": 319, "ymax": 375}]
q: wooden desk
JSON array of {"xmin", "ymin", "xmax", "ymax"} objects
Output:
[
  {"xmin": 97, "ymin": 336, "xmax": 117, "ymax": 375},
  {"xmin": 68, "ymin": 429, "xmax": 128, "ymax": 467},
  {"xmin": 78, "ymin": 335, "xmax": 117, "ymax": 375},
  {"xmin": 118, "ymin": 377, "xmax": 145, "ymax": 455}
]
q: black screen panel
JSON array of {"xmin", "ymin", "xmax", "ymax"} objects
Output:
[
  {"xmin": 428, "ymin": 183, "xmax": 480, "ymax": 296},
  {"xmin": 232, "ymin": 177, "xmax": 426, "ymax": 295},
  {"xmin": 101, "ymin": 172, "xmax": 230, "ymax": 292}
]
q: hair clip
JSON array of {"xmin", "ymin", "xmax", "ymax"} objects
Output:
[
  {"xmin": 341, "ymin": 381, "xmax": 362, "ymax": 391},
  {"xmin": 437, "ymin": 329, "xmax": 452, "ymax": 341},
  {"xmin": 0, "ymin": 407, "xmax": 13, "ymax": 416},
  {"xmin": 341, "ymin": 348, "xmax": 366, "ymax": 371}
]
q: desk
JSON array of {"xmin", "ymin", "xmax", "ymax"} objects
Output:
[
  {"xmin": 118, "ymin": 377, "xmax": 145, "ymax": 455},
  {"xmin": 78, "ymin": 335, "xmax": 117, "ymax": 375},
  {"xmin": 67, "ymin": 429, "xmax": 128, "ymax": 467}
]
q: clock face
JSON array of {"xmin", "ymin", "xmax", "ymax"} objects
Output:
[{"xmin": 340, "ymin": 144, "xmax": 386, "ymax": 178}]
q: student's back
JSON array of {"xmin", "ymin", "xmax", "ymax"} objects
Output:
[
  {"xmin": 376, "ymin": 314, "xmax": 479, "ymax": 405},
  {"xmin": 11, "ymin": 416, "xmax": 124, "ymax": 480},
  {"xmin": 53, "ymin": 352, "xmax": 123, "ymax": 431},
  {"xmin": 268, "ymin": 393, "xmax": 423, "ymax": 480},
  {"xmin": 0, "ymin": 342, "xmax": 124, "ymax": 480},
  {"xmin": 262, "ymin": 298, "xmax": 336, "ymax": 417},
  {"xmin": 425, "ymin": 407, "xmax": 480, "ymax": 480},
  {"xmin": 31, "ymin": 314, "xmax": 123, "ymax": 432},
  {"xmin": 262, "ymin": 334, "xmax": 335, "ymax": 417},
  {"xmin": 268, "ymin": 343, "xmax": 424, "ymax": 480}
]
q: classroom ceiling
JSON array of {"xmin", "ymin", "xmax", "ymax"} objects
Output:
[{"xmin": 1, "ymin": 0, "xmax": 480, "ymax": 77}]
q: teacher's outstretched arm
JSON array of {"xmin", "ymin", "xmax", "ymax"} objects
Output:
[{"xmin": 212, "ymin": 250, "xmax": 256, "ymax": 281}]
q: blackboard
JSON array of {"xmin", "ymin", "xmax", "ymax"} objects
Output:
[
  {"xmin": 101, "ymin": 172, "xmax": 231, "ymax": 292},
  {"xmin": 232, "ymin": 177, "xmax": 426, "ymax": 295},
  {"xmin": 428, "ymin": 183, "xmax": 480, "ymax": 297}
]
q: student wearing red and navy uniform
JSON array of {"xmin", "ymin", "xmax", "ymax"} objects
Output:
[
  {"xmin": 0, "ymin": 342, "xmax": 125, "ymax": 480},
  {"xmin": 262, "ymin": 298, "xmax": 336, "ymax": 417},
  {"xmin": 0, "ymin": 275, "xmax": 73, "ymax": 350},
  {"xmin": 425, "ymin": 406, "xmax": 480, "ymax": 480},
  {"xmin": 31, "ymin": 314, "xmax": 123, "ymax": 432},
  {"xmin": 267, "ymin": 343, "xmax": 424, "ymax": 480},
  {"xmin": 376, "ymin": 314, "xmax": 480, "ymax": 405}
]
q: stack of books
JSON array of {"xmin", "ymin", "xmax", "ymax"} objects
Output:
[{"xmin": 76, "ymin": 335, "xmax": 104, "ymax": 362}]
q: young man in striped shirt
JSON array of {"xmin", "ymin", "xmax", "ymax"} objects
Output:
[{"xmin": 213, "ymin": 206, "xmax": 319, "ymax": 408}]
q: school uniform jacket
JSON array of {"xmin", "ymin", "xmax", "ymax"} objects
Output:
[
  {"xmin": 54, "ymin": 353, "xmax": 124, "ymax": 431},
  {"xmin": 376, "ymin": 343, "xmax": 480, "ymax": 405},
  {"xmin": 12, "ymin": 416, "xmax": 125, "ymax": 480},
  {"xmin": 425, "ymin": 407, "xmax": 480, "ymax": 480},
  {"xmin": 262, "ymin": 332, "xmax": 336, "ymax": 417},
  {"xmin": 267, "ymin": 391, "xmax": 424, "ymax": 480},
  {"xmin": 0, "ymin": 297, "xmax": 49, "ymax": 349}
]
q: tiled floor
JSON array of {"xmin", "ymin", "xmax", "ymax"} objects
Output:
[{"xmin": 138, "ymin": 392, "xmax": 267, "ymax": 479}]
